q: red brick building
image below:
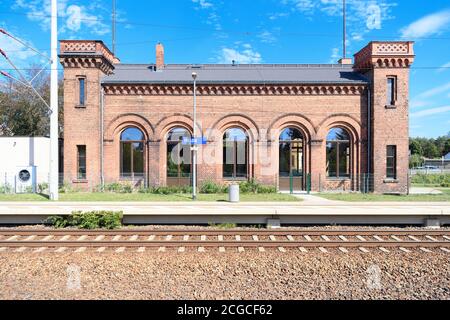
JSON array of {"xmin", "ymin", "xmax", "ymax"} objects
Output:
[{"xmin": 60, "ymin": 40, "xmax": 415, "ymax": 194}]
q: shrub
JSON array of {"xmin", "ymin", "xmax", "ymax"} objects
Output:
[
  {"xmin": 0, "ymin": 183, "xmax": 12, "ymax": 194},
  {"xmin": 411, "ymin": 174, "xmax": 450, "ymax": 186},
  {"xmin": 200, "ymin": 180, "xmax": 225, "ymax": 194},
  {"xmin": 103, "ymin": 183, "xmax": 133, "ymax": 193},
  {"xmin": 239, "ymin": 179, "xmax": 260, "ymax": 194},
  {"xmin": 237, "ymin": 179, "xmax": 276, "ymax": 194},
  {"xmin": 38, "ymin": 183, "xmax": 49, "ymax": 194},
  {"xmin": 256, "ymin": 185, "xmax": 277, "ymax": 194},
  {"xmin": 59, "ymin": 181, "xmax": 79, "ymax": 194},
  {"xmin": 104, "ymin": 182, "xmax": 123, "ymax": 193},
  {"xmin": 45, "ymin": 211, "xmax": 123, "ymax": 229},
  {"xmin": 208, "ymin": 222, "xmax": 237, "ymax": 229},
  {"xmin": 120, "ymin": 184, "xmax": 133, "ymax": 194}
]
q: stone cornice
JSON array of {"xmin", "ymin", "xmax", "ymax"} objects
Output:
[
  {"xmin": 59, "ymin": 40, "xmax": 117, "ymax": 75},
  {"xmin": 59, "ymin": 55, "xmax": 115, "ymax": 75},
  {"xmin": 103, "ymin": 84, "xmax": 366, "ymax": 96},
  {"xmin": 354, "ymin": 41, "xmax": 415, "ymax": 71}
]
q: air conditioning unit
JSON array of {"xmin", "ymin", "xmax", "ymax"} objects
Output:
[{"xmin": 15, "ymin": 166, "xmax": 36, "ymax": 194}]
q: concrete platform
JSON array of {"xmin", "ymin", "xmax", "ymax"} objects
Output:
[{"xmin": 0, "ymin": 201, "xmax": 449, "ymax": 226}]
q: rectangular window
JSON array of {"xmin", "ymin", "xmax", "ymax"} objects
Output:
[
  {"xmin": 79, "ymin": 78, "xmax": 86, "ymax": 106},
  {"xmin": 77, "ymin": 145, "xmax": 86, "ymax": 180},
  {"xmin": 386, "ymin": 145, "xmax": 397, "ymax": 179},
  {"xmin": 387, "ymin": 77, "xmax": 396, "ymax": 106}
]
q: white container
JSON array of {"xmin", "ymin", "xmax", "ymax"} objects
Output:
[{"xmin": 229, "ymin": 184, "xmax": 240, "ymax": 203}]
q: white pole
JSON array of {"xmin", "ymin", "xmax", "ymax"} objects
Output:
[
  {"xmin": 49, "ymin": 0, "xmax": 59, "ymax": 200},
  {"xmin": 192, "ymin": 73, "xmax": 197, "ymax": 201}
]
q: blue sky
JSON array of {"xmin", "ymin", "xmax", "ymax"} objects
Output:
[{"xmin": 0, "ymin": 0, "xmax": 449, "ymax": 138}]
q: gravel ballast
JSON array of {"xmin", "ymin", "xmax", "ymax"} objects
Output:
[{"xmin": 0, "ymin": 250, "xmax": 449, "ymax": 300}]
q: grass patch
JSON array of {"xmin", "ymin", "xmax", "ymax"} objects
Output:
[
  {"xmin": 318, "ymin": 189, "xmax": 450, "ymax": 202},
  {"xmin": 0, "ymin": 193, "xmax": 49, "ymax": 201},
  {"xmin": 0, "ymin": 192, "xmax": 300, "ymax": 202}
]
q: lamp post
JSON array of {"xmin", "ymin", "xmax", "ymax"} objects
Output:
[
  {"xmin": 50, "ymin": 0, "xmax": 59, "ymax": 200},
  {"xmin": 192, "ymin": 72, "xmax": 198, "ymax": 201}
]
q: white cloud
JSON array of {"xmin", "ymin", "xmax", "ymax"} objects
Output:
[
  {"xmin": 0, "ymin": 32, "xmax": 38, "ymax": 74},
  {"xmin": 411, "ymin": 106, "xmax": 450, "ymax": 118},
  {"xmin": 192, "ymin": 0, "xmax": 213, "ymax": 9},
  {"xmin": 269, "ymin": 12, "xmax": 289, "ymax": 20},
  {"xmin": 258, "ymin": 31, "xmax": 277, "ymax": 44},
  {"xmin": 283, "ymin": 0, "xmax": 396, "ymax": 44},
  {"xmin": 329, "ymin": 47, "xmax": 340, "ymax": 63},
  {"xmin": 401, "ymin": 9, "xmax": 450, "ymax": 39},
  {"xmin": 410, "ymin": 100, "xmax": 429, "ymax": 109},
  {"xmin": 14, "ymin": 0, "xmax": 110, "ymax": 36},
  {"xmin": 216, "ymin": 45, "xmax": 262, "ymax": 64},
  {"xmin": 417, "ymin": 82, "xmax": 450, "ymax": 99},
  {"xmin": 192, "ymin": 0, "xmax": 222, "ymax": 32},
  {"xmin": 437, "ymin": 61, "xmax": 450, "ymax": 73}
]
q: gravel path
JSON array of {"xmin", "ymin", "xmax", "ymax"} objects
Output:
[{"xmin": 0, "ymin": 250, "xmax": 448, "ymax": 300}]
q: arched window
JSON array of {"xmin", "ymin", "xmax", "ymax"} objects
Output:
[
  {"xmin": 326, "ymin": 128, "xmax": 351, "ymax": 178},
  {"xmin": 223, "ymin": 128, "xmax": 248, "ymax": 179},
  {"xmin": 120, "ymin": 127, "xmax": 145, "ymax": 179},
  {"xmin": 279, "ymin": 128, "xmax": 304, "ymax": 190},
  {"xmin": 279, "ymin": 128, "xmax": 303, "ymax": 177},
  {"xmin": 167, "ymin": 127, "xmax": 192, "ymax": 186}
]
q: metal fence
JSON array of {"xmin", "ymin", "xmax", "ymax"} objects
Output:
[
  {"xmin": 410, "ymin": 168, "xmax": 450, "ymax": 175},
  {"xmin": 0, "ymin": 170, "xmax": 448, "ymax": 195}
]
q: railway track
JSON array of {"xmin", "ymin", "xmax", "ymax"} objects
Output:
[{"xmin": 0, "ymin": 229, "xmax": 449, "ymax": 253}]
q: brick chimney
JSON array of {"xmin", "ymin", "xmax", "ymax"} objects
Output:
[{"xmin": 156, "ymin": 42, "xmax": 164, "ymax": 70}]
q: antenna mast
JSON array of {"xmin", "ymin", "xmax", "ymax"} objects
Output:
[
  {"xmin": 343, "ymin": 0, "xmax": 346, "ymax": 59},
  {"xmin": 112, "ymin": 0, "xmax": 116, "ymax": 55}
]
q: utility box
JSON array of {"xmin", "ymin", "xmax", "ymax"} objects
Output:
[{"xmin": 229, "ymin": 184, "xmax": 240, "ymax": 203}]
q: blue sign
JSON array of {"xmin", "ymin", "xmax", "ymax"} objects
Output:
[{"xmin": 182, "ymin": 137, "xmax": 207, "ymax": 145}]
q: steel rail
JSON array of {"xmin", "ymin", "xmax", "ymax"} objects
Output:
[{"xmin": 0, "ymin": 240, "xmax": 449, "ymax": 248}]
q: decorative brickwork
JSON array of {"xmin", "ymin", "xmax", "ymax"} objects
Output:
[
  {"xmin": 354, "ymin": 41, "xmax": 415, "ymax": 72},
  {"xmin": 103, "ymin": 84, "xmax": 366, "ymax": 96}
]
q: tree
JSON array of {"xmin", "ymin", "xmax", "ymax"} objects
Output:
[
  {"xmin": 444, "ymin": 139, "xmax": 450, "ymax": 156},
  {"xmin": 409, "ymin": 154, "xmax": 424, "ymax": 169},
  {"xmin": 409, "ymin": 139, "xmax": 423, "ymax": 156},
  {"xmin": 423, "ymin": 141, "xmax": 440, "ymax": 159},
  {"xmin": 0, "ymin": 65, "xmax": 63, "ymax": 137}
]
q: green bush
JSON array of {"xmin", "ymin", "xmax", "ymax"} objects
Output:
[
  {"xmin": 256, "ymin": 185, "xmax": 277, "ymax": 194},
  {"xmin": 104, "ymin": 182, "xmax": 123, "ymax": 193},
  {"xmin": 0, "ymin": 183, "xmax": 12, "ymax": 193},
  {"xmin": 138, "ymin": 185, "xmax": 193, "ymax": 195},
  {"xmin": 200, "ymin": 180, "xmax": 226, "ymax": 194},
  {"xmin": 59, "ymin": 181, "xmax": 80, "ymax": 194},
  {"xmin": 38, "ymin": 183, "xmax": 49, "ymax": 194},
  {"xmin": 102, "ymin": 182, "xmax": 133, "ymax": 193},
  {"xmin": 208, "ymin": 222, "xmax": 237, "ymax": 229},
  {"xmin": 120, "ymin": 184, "xmax": 133, "ymax": 194},
  {"xmin": 45, "ymin": 211, "xmax": 123, "ymax": 229},
  {"xmin": 411, "ymin": 174, "xmax": 450, "ymax": 186},
  {"xmin": 239, "ymin": 179, "xmax": 260, "ymax": 194},
  {"xmin": 237, "ymin": 179, "xmax": 276, "ymax": 194}
]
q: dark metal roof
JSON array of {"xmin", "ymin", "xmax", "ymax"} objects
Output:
[{"xmin": 102, "ymin": 64, "xmax": 369, "ymax": 85}]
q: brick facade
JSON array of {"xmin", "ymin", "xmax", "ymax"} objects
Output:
[{"xmin": 60, "ymin": 40, "xmax": 415, "ymax": 194}]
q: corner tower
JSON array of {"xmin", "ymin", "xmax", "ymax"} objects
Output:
[
  {"xmin": 354, "ymin": 41, "xmax": 415, "ymax": 194},
  {"xmin": 59, "ymin": 40, "xmax": 117, "ymax": 188}
]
